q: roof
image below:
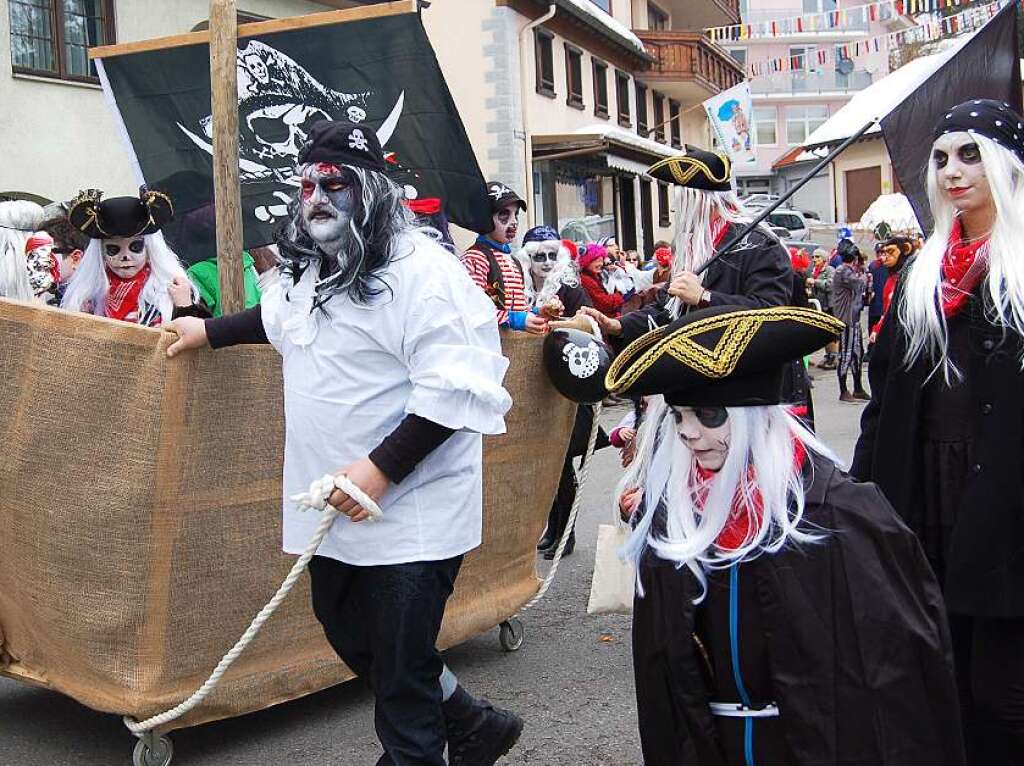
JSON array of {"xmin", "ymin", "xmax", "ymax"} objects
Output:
[
  {"xmin": 801, "ymin": 35, "xmax": 971, "ymax": 149},
  {"xmin": 547, "ymin": 0, "xmax": 654, "ymax": 62}
]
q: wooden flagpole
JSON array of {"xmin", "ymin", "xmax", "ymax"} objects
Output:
[{"xmin": 209, "ymin": 0, "xmax": 245, "ymax": 314}]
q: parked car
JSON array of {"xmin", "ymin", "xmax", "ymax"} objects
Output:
[
  {"xmin": 743, "ymin": 193, "xmax": 780, "ymax": 207},
  {"xmin": 764, "ymin": 209, "xmax": 809, "ymax": 241},
  {"xmin": 769, "ymin": 226, "xmax": 792, "ymax": 239},
  {"xmin": 558, "ymin": 214, "xmax": 615, "ymax": 245}
]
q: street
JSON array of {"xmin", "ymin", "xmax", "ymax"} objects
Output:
[{"xmin": 0, "ymin": 356, "xmax": 864, "ymax": 766}]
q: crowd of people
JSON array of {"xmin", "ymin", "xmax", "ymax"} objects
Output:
[{"xmin": 1, "ymin": 96, "xmax": 1022, "ymax": 766}]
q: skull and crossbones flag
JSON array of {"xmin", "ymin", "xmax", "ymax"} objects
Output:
[{"xmin": 92, "ymin": 7, "xmax": 491, "ymax": 261}]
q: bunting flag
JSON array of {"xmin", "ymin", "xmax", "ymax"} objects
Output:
[{"xmin": 744, "ymin": 0, "xmax": 1004, "ymax": 79}]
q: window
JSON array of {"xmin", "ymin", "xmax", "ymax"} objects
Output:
[
  {"xmin": 669, "ymin": 99, "xmax": 681, "ymax": 148},
  {"xmin": 648, "ymin": 2, "xmax": 668, "ymax": 30},
  {"xmin": 753, "ymin": 106, "xmax": 777, "ymax": 146},
  {"xmin": 534, "ymin": 27, "xmax": 555, "ymax": 97},
  {"xmin": 728, "ymin": 48, "xmax": 746, "ymax": 66},
  {"xmin": 636, "ymin": 82, "xmax": 648, "ymax": 135},
  {"xmin": 615, "ymin": 70, "xmax": 631, "ymax": 127},
  {"xmin": 657, "ymin": 182, "xmax": 670, "ymax": 227},
  {"xmin": 9, "ymin": 0, "xmax": 115, "ymax": 82},
  {"xmin": 653, "ymin": 92, "xmax": 665, "ymax": 142},
  {"xmin": 565, "ymin": 43, "xmax": 584, "ymax": 108},
  {"xmin": 802, "ymin": 0, "xmax": 836, "ymax": 11},
  {"xmin": 786, "ymin": 104, "xmax": 828, "ymax": 145},
  {"xmin": 593, "ymin": 59, "xmax": 609, "ymax": 118},
  {"xmin": 589, "ymin": 0, "xmax": 612, "ymax": 11}
]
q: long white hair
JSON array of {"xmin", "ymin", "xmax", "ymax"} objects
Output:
[
  {"xmin": 0, "ymin": 200, "xmax": 45, "ymax": 302},
  {"xmin": 61, "ymin": 231, "xmax": 188, "ymax": 324},
  {"xmin": 619, "ymin": 399, "xmax": 837, "ymax": 602},
  {"xmin": 900, "ymin": 133, "xmax": 1024, "ymax": 379},
  {"xmin": 515, "ymin": 240, "xmax": 578, "ymax": 308}
]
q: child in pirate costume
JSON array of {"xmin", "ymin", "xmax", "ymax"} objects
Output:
[
  {"xmin": 165, "ymin": 121, "xmax": 523, "ymax": 766},
  {"xmin": 579, "ymin": 146, "xmax": 791, "ymax": 346},
  {"xmin": 62, "ymin": 189, "xmax": 208, "ymax": 325},
  {"xmin": 853, "ymin": 100, "xmax": 1024, "ymax": 763},
  {"xmin": 461, "ymin": 182, "xmax": 550, "ymax": 333},
  {"xmin": 604, "ymin": 305, "xmax": 963, "ymax": 766}
]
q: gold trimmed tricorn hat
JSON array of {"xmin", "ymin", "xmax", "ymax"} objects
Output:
[
  {"xmin": 646, "ymin": 144, "xmax": 732, "ymax": 192},
  {"xmin": 605, "ymin": 305, "xmax": 843, "ymax": 407},
  {"xmin": 68, "ymin": 187, "xmax": 174, "ymax": 239}
]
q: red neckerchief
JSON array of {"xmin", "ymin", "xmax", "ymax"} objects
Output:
[
  {"xmin": 105, "ymin": 264, "xmax": 152, "ymax": 324},
  {"xmin": 691, "ymin": 441, "xmax": 807, "ymax": 551},
  {"xmin": 812, "ymin": 262, "xmax": 825, "ymax": 279},
  {"xmin": 712, "ymin": 216, "xmax": 729, "ymax": 249},
  {"xmin": 941, "ymin": 218, "xmax": 989, "ymax": 318}
]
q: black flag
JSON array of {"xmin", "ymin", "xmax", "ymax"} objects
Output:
[
  {"xmin": 95, "ymin": 10, "xmax": 491, "ymax": 260},
  {"xmin": 880, "ymin": 1, "xmax": 1021, "ymax": 234}
]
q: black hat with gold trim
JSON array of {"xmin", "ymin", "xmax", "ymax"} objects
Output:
[
  {"xmin": 605, "ymin": 305, "xmax": 843, "ymax": 407},
  {"xmin": 68, "ymin": 187, "xmax": 174, "ymax": 240},
  {"xmin": 647, "ymin": 144, "xmax": 732, "ymax": 192}
]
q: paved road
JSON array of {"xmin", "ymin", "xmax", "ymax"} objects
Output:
[{"xmin": 0, "ymin": 356, "xmax": 864, "ymax": 766}]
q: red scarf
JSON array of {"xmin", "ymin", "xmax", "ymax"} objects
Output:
[
  {"xmin": 941, "ymin": 218, "xmax": 989, "ymax": 318},
  {"xmin": 105, "ymin": 265, "xmax": 153, "ymax": 324},
  {"xmin": 692, "ymin": 441, "xmax": 807, "ymax": 551},
  {"xmin": 712, "ymin": 215, "xmax": 729, "ymax": 249},
  {"xmin": 812, "ymin": 262, "xmax": 825, "ymax": 279}
]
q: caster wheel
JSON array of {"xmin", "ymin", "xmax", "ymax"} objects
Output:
[
  {"xmin": 133, "ymin": 734, "xmax": 173, "ymax": 766},
  {"xmin": 499, "ymin": 618, "xmax": 524, "ymax": 652}
]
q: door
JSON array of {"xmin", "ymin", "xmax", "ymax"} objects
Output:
[
  {"xmin": 639, "ymin": 179, "xmax": 654, "ymax": 258},
  {"xmin": 844, "ymin": 165, "xmax": 881, "ymax": 223},
  {"xmin": 618, "ymin": 176, "xmax": 637, "ymax": 251}
]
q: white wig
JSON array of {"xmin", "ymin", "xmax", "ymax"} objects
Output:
[
  {"xmin": 0, "ymin": 200, "xmax": 45, "ymax": 302},
  {"xmin": 61, "ymin": 231, "xmax": 188, "ymax": 325},
  {"xmin": 515, "ymin": 239, "xmax": 579, "ymax": 308},
  {"xmin": 900, "ymin": 133, "xmax": 1024, "ymax": 379},
  {"xmin": 618, "ymin": 399, "xmax": 837, "ymax": 602}
]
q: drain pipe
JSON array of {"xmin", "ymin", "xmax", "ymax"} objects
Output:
[{"xmin": 519, "ymin": 3, "xmax": 556, "ymax": 229}]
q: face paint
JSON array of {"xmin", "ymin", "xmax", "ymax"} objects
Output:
[
  {"xmin": 103, "ymin": 236, "xmax": 148, "ymax": 279},
  {"xmin": 489, "ymin": 204, "xmax": 520, "ymax": 244},
  {"xmin": 299, "ymin": 162, "xmax": 355, "ymax": 253},
  {"xmin": 671, "ymin": 405, "xmax": 731, "ymax": 472},
  {"xmin": 931, "ymin": 132, "xmax": 993, "ymax": 216},
  {"xmin": 529, "ymin": 241, "xmax": 561, "ymax": 282}
]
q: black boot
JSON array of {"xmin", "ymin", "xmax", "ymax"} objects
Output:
[
  {"xmin": 852, "ymin": 371, "xmax": 870, "ymax": 400},
  {"xmin": 443, "ymin": 686, "xmax": 523, "ymax": 766},
  {"xmin": 543, "ymin": 527, "xmax": 574, "ymax": 560},
  {"xmin": 838, "ymin": 373, "xmax": 856, "ymax": 403},
  {"xmin": 537, "ymin": 526, "xmax": 556, "ymax": 551}
]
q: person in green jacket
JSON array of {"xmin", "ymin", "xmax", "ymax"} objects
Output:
[{"xmin": 186, "ymin": 251, "xmax": 261, "ymax": 317}]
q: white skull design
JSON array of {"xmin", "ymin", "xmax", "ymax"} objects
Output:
[
  {"xmin": 562, "ymin": 341, "xmax": 601, "ymax": 379},
  {"xmin": 349, "ymin": 128, "xmax": 369, "ymax": 152},
  {"xmin": 243, "ymin": 102, "xmax": 330, "ymax": 162},
  {"xmin": 347, "ymin": 106, "xmax": 367, "ymax": 122}
]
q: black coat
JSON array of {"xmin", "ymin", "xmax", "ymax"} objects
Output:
[
  {"xmin": 618, "ymin": 224, "xmax": 792, "ymax": 345},
  {"xmin": 632, "ymin": 457, "xmax": 964, "ymax": 766},
  {"xmin": 851, "ymin": 283, "xmax": 1024, "ymax": 617}
]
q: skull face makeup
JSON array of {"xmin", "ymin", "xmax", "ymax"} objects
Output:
[
  {"xmin": 300, "ymin": 162, "xmax": 355, "ymax": 254},
  {"xmin": 671, "ymin": 405, "xmax": 731, "ymax": 472},
  {"xmin": 931, "ymin": 132, "xmax": 993, "ymax": 217},
  {"xmin": 103, "ymin": 236, "xmax": 148, "ymax": 279},
  {"xmin": 489, "ymin": 203, "xmax": 520, "ymax": 245},
  {"xmin": 529, "ymin": 241, "xmax": 561, "ymax": 283}
]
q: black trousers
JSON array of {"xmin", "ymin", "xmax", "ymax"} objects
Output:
[
  {"xmin": 544, "ymin": 456, "xmax": 577, "ymax": 542},
  {"xmin": 308, "ymin": 554, "xmax": 463, "ymax": 766},
  {"xmin": 950, "ymin": 614, "xmax": 1024, "ymax": 765}
]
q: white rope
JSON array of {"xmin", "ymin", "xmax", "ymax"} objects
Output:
[{"xmin": 124, "ymin": 474, "xmax": 381, "ymax": 736}]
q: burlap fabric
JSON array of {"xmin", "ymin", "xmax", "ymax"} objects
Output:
[{"xmin": 0, "ymin": 299, "xmax": 575, "ymax": 731}]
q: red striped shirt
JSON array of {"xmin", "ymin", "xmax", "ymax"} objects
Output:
[{"xmin": 461, "ymin": 246, "xmax": 527, "ymax": 326}]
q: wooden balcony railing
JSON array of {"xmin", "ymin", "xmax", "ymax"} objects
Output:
[{"xmin": 636, "ymin": 31, "xmax": 745, "ymax": 96}]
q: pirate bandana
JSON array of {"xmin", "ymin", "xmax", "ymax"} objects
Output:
[
  {"xmin": 934, "ymin": 99, "xmax": 1024, "ymax": 164},
  {"xmin": 298, "ymin": 119, "xmax": 387, "ymax": 173}
]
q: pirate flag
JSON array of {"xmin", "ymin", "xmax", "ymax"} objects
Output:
[{"xmin": 93, "ymin": 8, "xmax": 491, "ymax": 260}]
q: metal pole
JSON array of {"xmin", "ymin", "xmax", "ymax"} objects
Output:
[
  {"xmin": 209, "ymin": 0, "xmax": 245, "ymax": 314},
  {"xmin": 696, "ymin": 117, "xmax": 879, "ymax": 275}
]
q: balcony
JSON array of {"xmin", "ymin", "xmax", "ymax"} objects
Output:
[
  {"xmin": 650, "ymin": 0, "xmax": 740, "ymax": 30},
  {"xmin": 636, "ymin": 31, "xmax": 745, "ymax": 103},
  {"xmin": 750, "ymin": 69, "xmax": 873, "ymax": 96}
]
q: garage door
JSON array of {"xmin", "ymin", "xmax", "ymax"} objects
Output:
[
  {"xmin": 845, "ymin": 166, "xmax": 881, "ymax": 223},
  {"xmin": 788, "ymin": 173, "xmax": 830, "ymax": 223}
]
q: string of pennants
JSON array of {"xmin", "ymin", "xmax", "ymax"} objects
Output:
[
  {"xmin": 744, "ymin": 0, "xmax": 1004, "ymax": 78},
  {"xmin": 707, "ymin": 0, "xmax": 987, "ymax": 41}
]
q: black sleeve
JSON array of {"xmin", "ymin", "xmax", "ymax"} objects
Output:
[
  {"xmin": 616, "ymin": 289, "xmax": 672, "ymax": 348},
  {"xmin": 706, "ymin": 235, "xmax": 792, "ymax": 310},
  {"xmin": 559, "ymin": 284, "xmax": 592, "ymax": 318},
  {"xmin": 850, "ymin": 283, "xmax": 898, "ymax": 480},
  {"xmin": 205, "ymin": 304, "xmax": 269, "ymax": 348},
  {"xmin": 369, "ymin": 413, "xmax": 456, "ymax": 484},
  {"xmin": 171, "ymin": 302, "xmax": 213, "ymax": 320}
]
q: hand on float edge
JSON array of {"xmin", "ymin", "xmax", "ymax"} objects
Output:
[
  {"xmin": 164, "ymin": 316, "xmax": 209, "ymax": 357},
  {"xmin": 578, "ymin": 306, "xmax": 622, "ymax": 337},
  {"xmin": 524, "ymin": 313, "xmax": 550, "ymax": 335},
  {"xmin": 328, "ymin": 457, "xmax": 390, "ymax": 523},
  {"xmin": 667, "ymin": 270, "xmax": 704, "ymax": 306}
]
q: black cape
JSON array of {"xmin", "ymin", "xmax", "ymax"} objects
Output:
[{"xmin": 632, "ymin": 456, "xmax": 965, "ymax": 766}]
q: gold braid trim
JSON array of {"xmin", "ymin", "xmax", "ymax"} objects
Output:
[
  {"xmin": 68, "ymin": 189, "xmax": 109, "ymax": 238},
  {"xmin": 647, "ymin": 153, "xmax": 732, "ymax": 186},
  {"xmin": 605, "ymin": 306, "xmax": 844, "ymax": 394}
]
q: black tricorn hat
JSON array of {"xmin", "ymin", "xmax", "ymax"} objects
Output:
[
  {"xmin": 68, "ymin": 187, "xmax": 174, "ymax": 239},
  {"xmin": 298, "ymin": 119, "xmax": 387, "ymax": 173},
  {"xmin": 605, "ymin": 305, "xmax": 843, "ymax": 407},
  {"xmin": 647, "ymin": 145, "xmax": 732, "ymax": 192}
]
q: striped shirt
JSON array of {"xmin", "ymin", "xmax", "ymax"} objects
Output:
[{"xmin": 461, "ymin": 245, "xmax": 527, "ymax": 326}]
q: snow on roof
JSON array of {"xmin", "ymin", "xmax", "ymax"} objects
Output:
[
  {"xmin": 554, "ymin": 0, "xmax": 648, "ymax": 57},
  {"xmin": 802, "ymin": 34, "xmax": 972, "ymax": 148},
  {"xmin": 573, "ymin": 123, "xmax": 678, "ymax": 158},
  {"xmin": 859, "ymin": 193, "xmax": 921, "ymax": 233}
]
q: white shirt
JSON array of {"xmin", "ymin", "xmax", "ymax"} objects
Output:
[{"xmin": 261, "ymin": 231, "xmax": 512, "ymax": 565}]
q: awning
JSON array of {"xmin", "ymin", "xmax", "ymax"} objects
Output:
[{"xmin": 533, "ymin": 127, "xmax": 677, "ymax": 177}]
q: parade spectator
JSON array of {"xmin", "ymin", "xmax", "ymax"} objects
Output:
[
  {"xmin": 0, "ymin": 199, "xmax": 44, "ymax": 302},
  {"xmin": 578, "ymin": 243, "xmax": 624, "ymax": 317},
  {"xmin": 609, "ymin": 305, "xmax": 962, "ymax": 766},
  {"xmin": 868, "ymin": 235, "xmax": 913, "ymax": 341},
  {"xmin": 461, "ymin": 181, "xmax": 546, "ymax": 334},
  {"xmin": 832, "ymin": 243, "xmax": 869, "ymax": 402},
  {"xmin": 651, "ymin": 246, "xmax": 673, "ymax": 285},
  {"xmin": 853, "ymin": 100, "xmax": 1024, "ymax": 762},
  {"xmin": 23, "ymin": 231, "xmax": 60, "ymax": 305},
  {"xmin": 867, "ymin": 245, "xmax": 890, "ymax": 333},
  {"xmin": 41, "ymin": 210, "xmax": 89, "ymax": 301},
  {"xmin": 807, "ymin": 248, "xmax": 837, "ymax": 368}
]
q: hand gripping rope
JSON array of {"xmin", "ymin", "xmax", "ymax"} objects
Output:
[{"xmin": 122, "ymin": 474, "xmax": 382, "ymax": 738}]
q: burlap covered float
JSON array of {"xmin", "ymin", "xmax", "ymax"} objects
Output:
[{"xmin": 0, "ymin": 298, "xmax": 575, "ymax": 732}]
